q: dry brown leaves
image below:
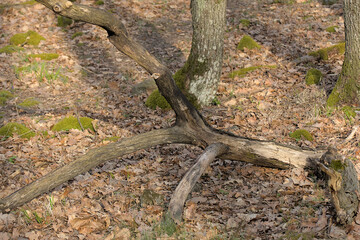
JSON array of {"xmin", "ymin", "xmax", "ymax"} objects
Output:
[{"xmin": 0, "ymin": 0, "xmax": 359, "ymax": 239}]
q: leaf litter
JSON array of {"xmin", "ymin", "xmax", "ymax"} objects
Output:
[{"xmin": 0, "ymin": 0, "xmax": 359, "ymax": 239}]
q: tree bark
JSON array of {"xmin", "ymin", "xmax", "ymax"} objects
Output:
[
  {"xmin": 0, "ymin": 0, "xmax": 358, "ymax": 225},
  {"xmin": 327, "ymin": 0, "xmax": 360, "ymax": 106},
  {"xmin": 175, "ymin": 0, "xmax": 226, "ymax": 106}
]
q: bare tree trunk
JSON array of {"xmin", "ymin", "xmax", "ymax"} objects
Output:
[
  {"xmin": 327, "ymin": 0, "xmax": 360, "ymax": 106},
  {"xmin": 0, "ymin": 0, "xmax": 358, "ymax": 225},
  {"xmin": 175, "ymin": 0, "xmax": 226, "ymax": 106}
]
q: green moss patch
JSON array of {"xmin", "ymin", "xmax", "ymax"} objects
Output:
[
  {"xmin": 10, "ymin": 31, "xmax": 45, "ymax": 46},
  {"xmin": 229, "ymin": 65, "xmax": 277, "ymax": 78},
  {"xmin": 95, "ymin": 0, "xmax": 105, "ymax": 5},
  {"xmin": 309, "ymin": 42, "xmax": 345, "ymax": 60},
  {"xmin": 22, "ymin": 0, "xmax": 37, "ymax": 5},
  {"xmin": 290, "ymin": 129, "xmax": 313, "ymax": 141},
  {"xmin": 0, "ymin": 122, "xmax": 35, "ymax": 139},
  {"xmin": 0, "ymin": 90, "xmax": 14, "ymax": 105},
  {"xmin": 239, "ymin": 19, "xmax": 251, "ymax": 28},
  {"xmin": 71, "ymin": 32, "xmax": 83, "ymax": 39},
  {"xmin": 305, "ymin": 68, "xmax": 322, "ymax": 85},
  {"xmin": 52, "ymin": 116, "xmax": 95, "ymax": 132},
  {"xmin": 237, "ymin": 35, "xmax": 261, "ymax": 51},
  {"xmin": 326, "ymin": 26, "xmax": 338, "ymax": 33},
  {"xmin": 145, "ymin": 90, "xmax": 171, "ymax": 110},
  {"xmin": 0, "ymin": 45, "xmax": 24, "ymax": 54},
  {"xmin": 57, "ymin": 16, "xmax": 73, "ymax": 28},
  {"xmin": 29, "ymin": 53, "xmax": 59, "ymax": 61},
  {"xmin": 18, "ymin": 98, "xmax": 40, "ymax": 108},
  {"xmin": 330, "ymin": 160, "xmax": 345, "ymax": 171},
  {"xmin": 104, "ymin": 136, "xmax": 120, "ymax": 142}
]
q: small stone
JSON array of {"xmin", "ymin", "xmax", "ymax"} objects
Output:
[
  {"xmin": 226, "ymin": 217, "xmax": 238, "ymax": 229},
  {"xmin": 131, "ymin": 79, "xmax": 157, "ymax": 95},
  {"xmin": 224, "ymin": 98, "xmax": 237, "ymax": 107}
]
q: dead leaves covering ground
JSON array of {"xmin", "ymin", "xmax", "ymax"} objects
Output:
[{"xmin": 0, "ymin": 0, "xmax": 360, "ymax": 239}]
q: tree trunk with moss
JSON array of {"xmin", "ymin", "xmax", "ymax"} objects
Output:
[
  {"xmin": 327, "ymin": 0, "xmax": 360, "ymax": 107},
  {"xmin": 175, "ymin": 0, "xmax": 226, "ymax": 106},
  {"xmin": 1, "ymin": 0, "xmax": 359, "ymax": 225}
]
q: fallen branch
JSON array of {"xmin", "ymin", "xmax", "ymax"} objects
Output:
[
  {"xmin": 0, "ymin": 127, "xmax": 191, "ymax": 211},
  {"xmin": 168, "ymin": 143, "xmax": 228, "ymax": 223}
]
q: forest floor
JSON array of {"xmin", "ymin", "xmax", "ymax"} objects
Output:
[{"xmin": 1, "ymin": 0, "xmax": 360, "ymax": 239}]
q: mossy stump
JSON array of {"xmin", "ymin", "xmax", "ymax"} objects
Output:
[
  {"xmin": 237, "ymin": 35, "xmax": 261, "ymax": 51},
  {"xmin": 9, "ymin": 31, "xmax": 45, "ymax": 46},
  {"xmin": 229, "ymin": 65, "xmax": 277, "ymax": 78},
  {"xmin": 305, "ymin": 68, "xmax": 322, "ymax": 85},
  {"xmin": 0, "ymin": 122, "xmax": 35, "ymax": 139},
  {"xmin": 309, "ymin": 42, "xmax": 345, "ymax": 60},
  {"xmin": 52, "ymin": 116, "xmax": 95, "ymax": 132},
  {"xmin": 290, "ymin": 129, "xmax": 313, "ymax": 141},
  {"xmin": 0, "ymin": 45, "xmax": 24, "ymax": 54},
  {"xmin": 57, "ymin": 16, "xmax": 73, "ymax": 27},
  {"xmin": 316, "ymin": 149, "xmax": 360, "ymax": 225},
  {"xmin": 326, "ymin": 26, "xmax": 338, "ymax": 33}
]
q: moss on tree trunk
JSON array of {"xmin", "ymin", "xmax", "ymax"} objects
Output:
[
  {"xmin": 178, "ymin": 0, "xmax": 226, "ymax": 106},
  {"xmin": 327, "ymin": 0, "xmax": 360, "ymax": 107}
]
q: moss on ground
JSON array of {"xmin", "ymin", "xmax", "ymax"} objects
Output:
[
  {"xmin": 57, "ymin": 16, "xmax": 73, "ymax": 27},
  {"xmin": 0, "ymin": 122, "xmax": 35, "ymax": 139},
  {"xmin": 104, "ymin": 136, "xmax": 120, "ymax": 142},
  {"xmin": 229, "ymin": 65, "xmax": 277, "ymax": 78},
  {"xmin": 0, "ymin": 45, "xmax": 24, "ymax": 54},
  {"xmin": 239, "ymin": 19, "xmax": 251, "ymax": 28},
  {"xmin": 52, "ymin": 116, "xmax": 95, "ymax": 132},
  {"xmin": 0, "ymin": 90, "xmax": 14, "ymax": 105},
  {"xmin": 18, "ymin": 98, "xmax": 40, "ymax": 108},
  {"xmin": 95, "ymin": 0, "xmax": 105, "ymax": 5},
  {"xmin": 326, "ymin": 26, "xmax": 338, "ymax": 33},
  {"xmin": 71, "ymin": 32, "xmax": 83, "ymax": 39},
  {"xmin": 29, "ymin": 53, "xmax": 59, "ymax": 61},
  {"xmin": 145, "ymin": 90, "xmax": 171, "ymax": 110},
  {"xmin": 21, "ymin": 0, "xmax": 37, "ymax": 5},
  {"xmin": 10, "ymin": 31, "xmax": 45, "ymax": 46},
  {"xmin": 309, "ymin": 42, "xmax": 345, "ymax": 60},
  {"xmin": 237, "ymin": 35, "xmax": 261, "ymax": 51},
  {"xmin": 290, "ymin": 129, "xmax": 313, "ymax": 141},
  {"xmin": 305, "ymin": 68, "xmax": 322, "ymax": 85}
]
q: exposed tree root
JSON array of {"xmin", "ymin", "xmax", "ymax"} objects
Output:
[{"xmin": 0, "ymin": 0, "xmax": 357, "ymax": 225}]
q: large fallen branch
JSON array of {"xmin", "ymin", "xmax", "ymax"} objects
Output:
[{"xmin": 0, "ymin": 0, "xmax": 358, "ymax": 225}]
